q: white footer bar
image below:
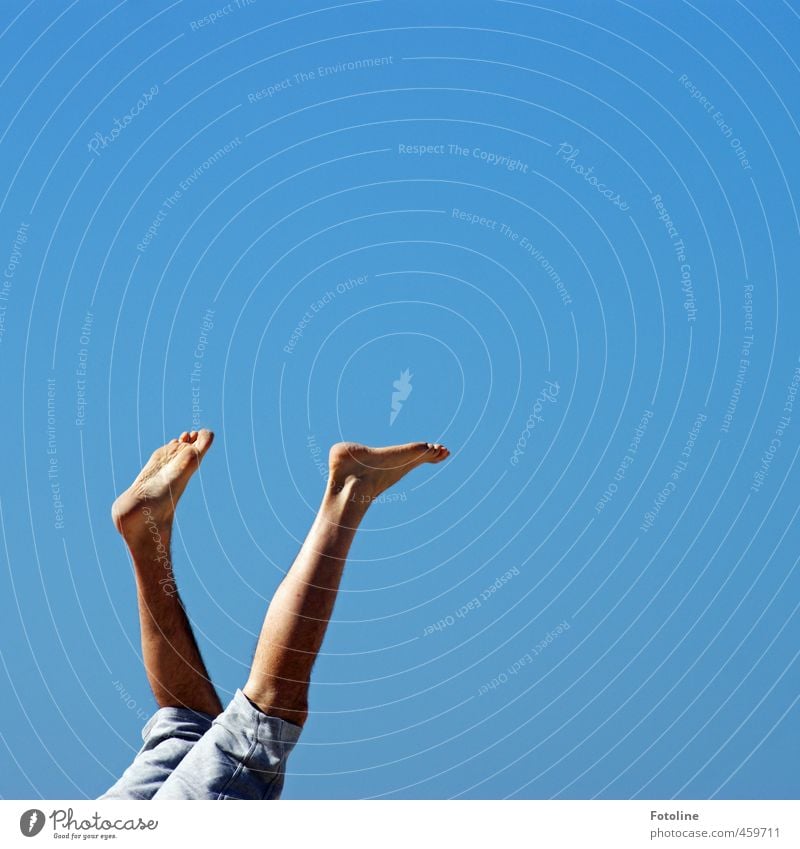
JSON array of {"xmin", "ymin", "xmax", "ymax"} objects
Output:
[{"xmin": 2, "ymin": 800, "xmax": 796, "ymax": 848}]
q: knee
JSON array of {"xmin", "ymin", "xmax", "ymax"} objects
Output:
[{"xmin": 242, "ymin": 685, "xmax": 307, "ymax": 728}]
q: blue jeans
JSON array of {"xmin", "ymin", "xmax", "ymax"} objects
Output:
[{"xmin": 100, "ymin": 689, "xmax": 301, "ymax": 800}]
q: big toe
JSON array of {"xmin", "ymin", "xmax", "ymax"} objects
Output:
[
  {"xmin": 193, "ymin": 428, "xmax": 214, "ymax": 458},
  {"xmin": 427, "ymin": 444, "xmax": 449, "ymax": 463}
]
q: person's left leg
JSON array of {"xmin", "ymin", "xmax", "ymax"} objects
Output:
[
  {"xmin": 100, "ymin": 430, "xmax": 222, "ymax": 799},
  {"xmin": 111, "ymin": 429, "xmax": 221, "ymax": 715}
]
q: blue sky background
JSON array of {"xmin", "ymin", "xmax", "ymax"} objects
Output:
[{"xmin": 0, "ymin": 0, "xmax": 798, "ymax": 800}]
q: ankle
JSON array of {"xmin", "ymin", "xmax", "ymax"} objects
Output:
[
  {"xmin": 127, "ymin": 522, "xmax": 172, "ymax": 566},
  {"xmin": 325, "ymin": 477, "xmax": 373, "ymax": 517}
]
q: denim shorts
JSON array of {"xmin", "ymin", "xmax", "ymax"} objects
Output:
[{"xmin": 99, "ymin": 689, "xmax": 302, "ymax": 800}]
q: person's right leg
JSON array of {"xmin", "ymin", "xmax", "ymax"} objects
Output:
[
  {"xmin": 153, "ymin": 440, "xmax": 449, "ymax": 800},
  {"xmin": 242, "ymin": 441, "xmax": 449, "ymax": 725}
]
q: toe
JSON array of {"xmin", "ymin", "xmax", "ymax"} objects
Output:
[
  {"xmin": 193, "ymin": 429, "xmax": 214, "ymax": 459},
  {"xmin": 179, "ymin": 431, "xmax": 190, "ymax": 443}
]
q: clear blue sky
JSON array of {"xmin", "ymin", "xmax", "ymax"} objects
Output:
[{"xmin": 0, "ymin": 0, "xmax": 798, "ymax": 800}]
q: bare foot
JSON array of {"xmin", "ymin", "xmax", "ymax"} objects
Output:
[
  {"xmin": 328, "ymin": 441, "xmax": 449, "ymax": 502},
  {"xmin": 112, "ymin": 429, "xmax": 214, "ymax": 547}
]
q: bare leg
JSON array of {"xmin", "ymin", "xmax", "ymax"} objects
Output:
[
  {"xmin": 112, "ymin": 429, "xmax": 222, "ymax": 717},
  {"xmin": 243, "ymin": 440, "xmax": 450, "ymax": 726}
]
